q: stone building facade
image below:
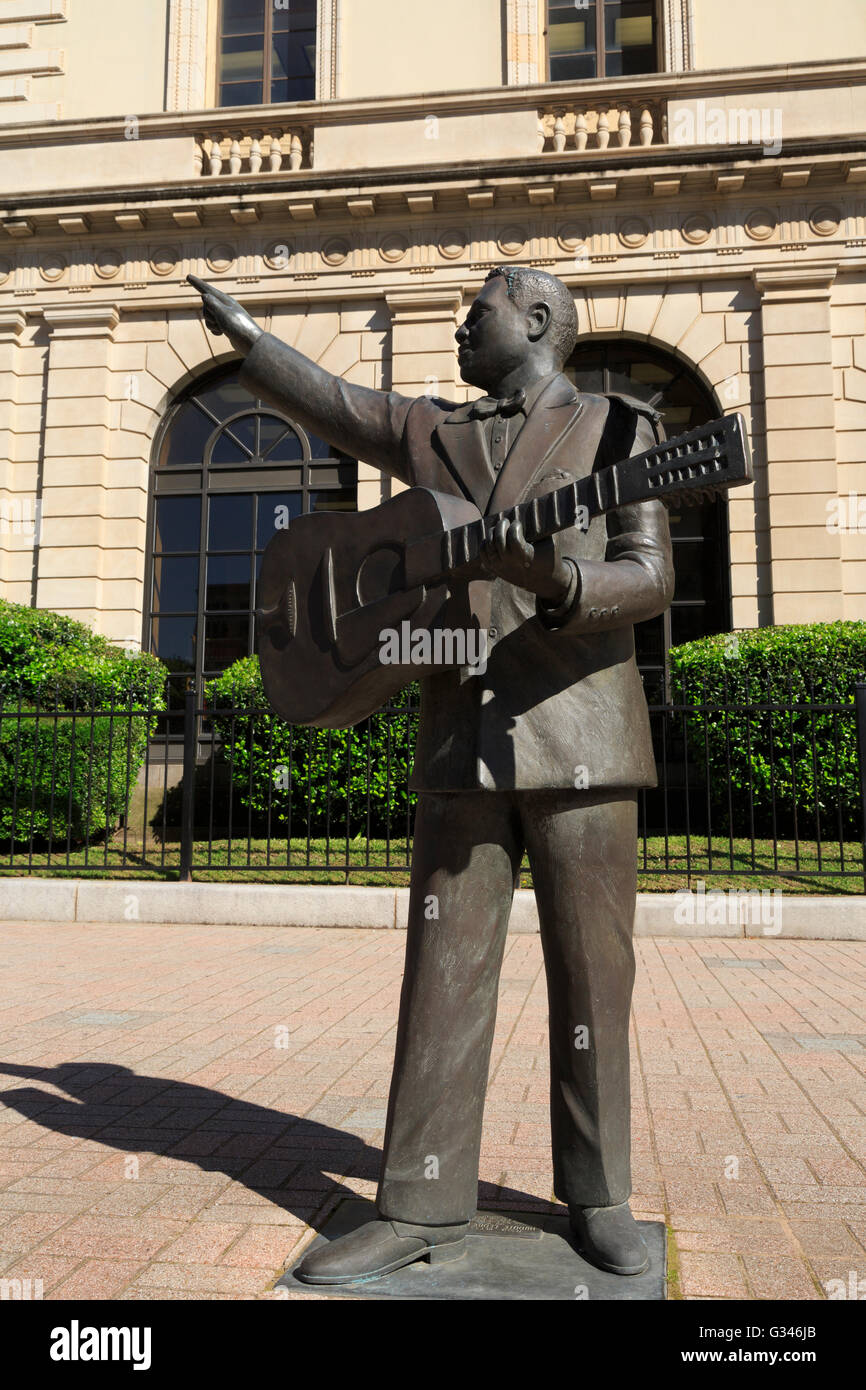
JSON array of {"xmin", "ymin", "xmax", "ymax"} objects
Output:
[{"xmin": 1, "ymin": 0, "xmax": 866, "ymax": 697}]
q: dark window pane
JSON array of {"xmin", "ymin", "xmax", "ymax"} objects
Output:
[
  {"xmin": 283, "ymin": 76, "xmax": 315, "ymax": 101},
  {"xmin": 310, "ymin": 488, "xmax": 355, "ymax": 513},
  {"xmin": 206, "ymin": 554, "xmax": 251, "ymax": 611},
  {"xmin": 221, "ymin": 0, "xmax": 265, "ymax": 36},
  {"xmin": 151, "ymin": 615, "xmax": 196, "ymax": 670},
  {"xmin": 270, "ymin": 80, "xmax": 290, "ymax": 103},
  {"xmin": 273, "ymin": 4, "xmax": 316, "ymax": 31},
  {"xmin": 306, "ymin": 430, "xmax": 337, "ymax": 458},
  {"xmin": 273, "ymin": 30, "xmax": 315, "ymax": 79},
  {"xmin": 670, "ymin": 606, "xmax": 710, "ymax": 648},
  {"xmin": 154, "ymin": 496, "xmax": 201, "ymax": 553},
  {"xmin": 550, "ymin": 53, "xmax": 597, "ymax": 80},
  {"xmin": 634, "ymin": 616, "xmax": 664, "ymax": 663},
  {"xmin": 194, "ymin": 377, "xmax": 251, "ymax": 424},
  {"xmin": 263, "ymin": 423, "xmax": 304, "ymax": 462},
  {"xmin": 220, "ymin": 33, "xmax": 266, "ymax": 83},
  {"xmin": 151, "ymin": 555, "xmax": 199, "ymax": 613},
  {"xmin": 220, "ymin": 80, "xmax": 264, "ymax": 106},
  {"xmin": 672, "ymin": 542, "xmax": 711, "ymax": 602},
  {"xmin": 256, "ymin": 491, "xmax": 303, "ymax": 548},
  {"xmin": 211, "ymin": 425, "xmax": 254, "ymax": 465},
  {"xmin": 204, "ymin": 615, "xmax": 250, "ymax": 669},
  {"xmin": 669, "ymin": 505, "xmax": 713, "ymax": 541},
  {"xmin": 209, "ymin": 493, "xmax": 253, "ymax": 550},
  {"xmin": 161, "ymin": 403, "xmax": 215, "ymax": 468}
]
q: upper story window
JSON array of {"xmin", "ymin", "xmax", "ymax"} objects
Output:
[
  {"xmin": 218, "ymin": 0, "xmax": 317, "ymax": 107},
  {"xmin": 547, "ymin": 1, "xmax": 658, "ymax": 82}
]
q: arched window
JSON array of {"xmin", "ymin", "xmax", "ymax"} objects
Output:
[
  {"xmin": 145, "ymin": 365, "xmax": 356, "ymax": 724},
  {"xmin": 565, "ymin": 339, "xmax": 732, "ymax": 701},
  {"xmin": 218, "ymin": 0, "xmax": 316, "ymax": 107}
]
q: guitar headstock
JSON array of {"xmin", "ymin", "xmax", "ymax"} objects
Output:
[{"xmin": 635, "ymin": 413, "xmax": 753, "ymax": 509}]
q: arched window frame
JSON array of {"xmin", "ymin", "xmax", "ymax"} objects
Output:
[
  {"xmin": 144, "ymin": 363, "xmax": 356, "ymax": 729},
  {"xmin": 566, "ymin": 336, "xmax": 732, "ymax": 701}
]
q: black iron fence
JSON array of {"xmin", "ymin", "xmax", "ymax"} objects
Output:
[{"xmin": 0, "ymin": 680, "xmax": 863, "ymax": 888}]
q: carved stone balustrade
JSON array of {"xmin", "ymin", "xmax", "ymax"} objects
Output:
[
  {"xmin": 538, "ymin": 101, "xmax": 666, "ymax": 154},
  {"xmin": 194, "ymin": 128, "xmax": 310, "ymax": 177}
]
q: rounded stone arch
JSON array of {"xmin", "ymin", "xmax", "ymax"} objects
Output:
[
  {"xmin": 564, "ymin": 333, "xmax": 732, "ymax": 699},
  {"xmin": 149, "ymin": 347, "xmax": 241, "ymax": 428},
  {"xmin": 143, "ymin": 359, "xmax": 358, "ymax": 725}
]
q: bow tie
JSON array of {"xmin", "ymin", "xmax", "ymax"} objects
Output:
[{"xmin": 470, "ymin": 388, "xmax": 527, "ymax": 421}]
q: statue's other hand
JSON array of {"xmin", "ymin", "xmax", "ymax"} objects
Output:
[{"xmin": 187, "ymin": 274, "xmax": 263, "ymax": 355}]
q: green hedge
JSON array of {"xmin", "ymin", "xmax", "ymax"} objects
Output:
[
  {"xmin": 0, "ymin": 600, "xmax": 167, "ymax": 843},
  {"xmin": 668, "ymin": 622, "xmax": 866, "ymax": 838},
  {"xmin": 205, "ymin": 656, "xmax": 418, "ymax": 837}
]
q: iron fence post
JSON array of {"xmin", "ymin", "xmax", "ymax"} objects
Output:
[
  {"xmin": 179, "ymin": 679, "xmax": 197, "ymax": 883},
  {"xmin": 854, "ymin": 680, "xmax": 866, "ymax": 892}
]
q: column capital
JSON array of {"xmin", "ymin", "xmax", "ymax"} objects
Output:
[
  {"xmin": 384, "ymin": 288, "xmax": 464, "ymax": 322},
  {"xmin": 753, "ymin": 265, "xmax": 837, "ymax": 300},
  {"xmin": 42, "ymin": 305, "xmax": 119, "ymax": 338},
  {"xmin": 0, "ymin": 311, "xmax": 27, "ymax": 343}
]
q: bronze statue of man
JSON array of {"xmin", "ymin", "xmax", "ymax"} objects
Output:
[{"xmin": 190, "ymin": 266, "xmax": 674, "ymax": 1285}]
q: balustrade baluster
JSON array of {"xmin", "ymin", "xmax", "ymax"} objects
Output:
[
  {"xmin": 618, "ymin": 108, "xmax": 632, "ymax": 147},
  {"xmin": 229, "ymin": 137, "xmax": 242, "ymax": 175},
  {"xmin": 208, "ymin": 135, "xmax": 222, "ymax": 176},
  {"xmin": 575, "ymin": 110, "xmax": 587, "ymax": 151},
  {"xmin": 553, "ymin": 109, "xmax": 567, "ymax": 153},
  {"xmin": 289, "ymin": 132, "xmax": 303, "ymax": 170},
  {"xmin": 596, "ymin": 110, "xmax": 610, "ymax": 150},
  {"xmin": 249, "ymin": 134, "xmax": 262, "ymax": 174},
  {"xmin": 639, "ymin": 107, "xmax": 654, "ymax": 146},
  {"xmin": 269, "ymin": 132, "xmax": 284, "ymax": 172}
]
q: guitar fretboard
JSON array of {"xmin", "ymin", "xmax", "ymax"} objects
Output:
[{"xmin": 427, "ymin": 412, "xmax": 750, "ymax": 581}]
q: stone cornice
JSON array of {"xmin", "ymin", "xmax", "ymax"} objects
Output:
[{"xmin": 1, "ymin": 56, "xmax": 865, "ymax": 148}]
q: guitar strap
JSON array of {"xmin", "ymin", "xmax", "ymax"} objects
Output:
[{"xmin": 595, "ymin": 392, "xmax": 666, "ymax": 476}]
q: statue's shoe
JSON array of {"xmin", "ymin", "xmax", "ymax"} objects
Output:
[
  {"xmin": 569, "ymin": 1201, "xmax": 649, "ymax": 1276},
  {"xmin": 295, "ymin": 1218, "xmax": 469, "ymax": 1286}
]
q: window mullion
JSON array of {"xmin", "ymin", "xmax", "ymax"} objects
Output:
[{"xmin": 263, "ymin": 1, "xmax": 273, "ymax": 105}]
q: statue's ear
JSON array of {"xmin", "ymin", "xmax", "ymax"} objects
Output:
[{"xmin": 526, "ymin": 300, "xmax": 552, "ymax": 342}]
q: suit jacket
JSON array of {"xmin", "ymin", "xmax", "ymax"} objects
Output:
[{"xmin": 240, "ymin": 333, "xmax": 675, "ymax": 792}]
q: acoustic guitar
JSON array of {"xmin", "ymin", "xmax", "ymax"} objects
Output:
[{"xmin": 255, "ymin": 412, "xmax": 752, "ymax": 728}]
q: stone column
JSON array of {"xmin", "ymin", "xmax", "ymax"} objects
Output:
[
  {"xmin": 0, "ymin": 309, "xmax": 36, "ymax": 601},
  {"xmin": 754, "ymin": 267, "xmax": 842, "ymax": 624},
  {"xmin": 36, "ymin": 305, "xmax": 147, "ymax": 647},
  {"xmin": 384, "ymin": 288, "xmax": 464, "ymax": 498}
]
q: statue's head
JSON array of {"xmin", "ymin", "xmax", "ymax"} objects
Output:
[{"xmin": 455, "ymin": 266, "xmax": 579, "ymax": 394}]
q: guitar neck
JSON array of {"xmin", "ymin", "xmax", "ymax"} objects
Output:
[{"xmin": 413, "ymin": 412, "xmax": 750, "ymax": 582}]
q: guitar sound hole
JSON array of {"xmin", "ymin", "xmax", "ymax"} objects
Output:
[{"xmin": 356, "ymin": 546, "xmax": 404, "ymax": 605}]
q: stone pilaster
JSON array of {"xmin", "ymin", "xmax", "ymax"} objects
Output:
[
  {"xmin": 754, "ymin": 267, "xmax": 842, "ymax": 624},
  {"xmin": 36, "ymin": 305, "xmax": 149, "ymax": 644},
  {"xmin": 165, "ymin": 0, "xmax": 209, "ymax": 112},
  {"xmin": 506, "ymin": 0, "xmax": 541, "ymax": 86}
]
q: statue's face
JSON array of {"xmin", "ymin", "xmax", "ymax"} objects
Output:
[{"xmin": 455, "ymin": 275, "xmax": 538, "ymax": 392}]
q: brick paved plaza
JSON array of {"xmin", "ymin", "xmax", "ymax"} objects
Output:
[{"xmin": 0, "ymin": 922, "xmax": 863, "ymax": 1301}]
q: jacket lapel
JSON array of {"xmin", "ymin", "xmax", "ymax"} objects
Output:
[
  {"xmin": 485, "ymin": 374, "xmax": 584, "ymax": 516},
  {"xmin": 433, "ymin": 405, "xmax": 495, "ymax": 513}
]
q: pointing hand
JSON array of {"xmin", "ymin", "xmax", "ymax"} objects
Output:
[{"xmin": 187, "ymin": 274, "xmax": 263, "ymax": 355}]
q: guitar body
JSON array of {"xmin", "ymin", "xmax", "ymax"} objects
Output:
[{"xmin": 256, "ymin": 488, "xmax": 490, "ymax": 727}]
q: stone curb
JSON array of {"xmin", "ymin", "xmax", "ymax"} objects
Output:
[{"xmin": 0, "ymin": 878, "xmax": 865, "ymax": 938}]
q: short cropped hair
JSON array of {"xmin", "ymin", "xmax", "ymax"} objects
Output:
[{"xmin": 485, "ymin": 265, "xmax": 579, "ymax": 363}]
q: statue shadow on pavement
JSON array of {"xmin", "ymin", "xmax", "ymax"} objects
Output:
[{"xmin": 0, "ymin": 1060, "xmax": 554, "ymax": 1229}]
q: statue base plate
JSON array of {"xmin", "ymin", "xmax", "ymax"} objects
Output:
[{"xmin": 277, "ymin": 1199, "xmax": 667, "ymax": 1301}]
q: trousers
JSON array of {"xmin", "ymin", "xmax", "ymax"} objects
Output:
[{"xmin": 376, "ymin": 787, "xmax": 638, "ymax": 1224}]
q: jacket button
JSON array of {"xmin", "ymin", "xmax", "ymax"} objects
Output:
[{"xmin": 489, "ymin": 627, "xmax": 498, "ymax": 638}]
